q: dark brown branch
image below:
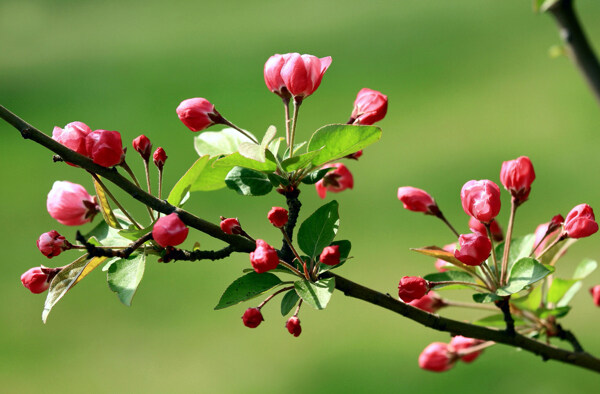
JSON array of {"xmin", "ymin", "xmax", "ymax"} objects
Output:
[
  {"xmin": 496, "ymin": 297, "xmax": 516, "ymax": 336},
  {"xmin": 548, "ymin": 0, "xmax": 600, "ymax": 105},
  {"xmin": 556, "ymin": 323, "xmax": 584, "ymax": 353},
  {"xmin": 322, "ymin": 272, "xmax": 600, "ymax": 373},
  {"xmin": 76, "ymin": 231, "xmax": 153, "ymax": 258},
  {"xmin": 161, "ymin": 245, "xmax": 235, "ymax": 263},
  {"xmin": 279, "ymin": 189, "xmax": 301, "ymax": 262}
]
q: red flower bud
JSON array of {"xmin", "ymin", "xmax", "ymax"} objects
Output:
[
  {"xmin": 52, "ymin": 121, "xmax": 92, "ymax": 166},
  {"xmin": 264, "ymin": 54, "xmax": 293, "ymax": 99},
  {"xmin": 85, "ymin": 130, "xmax": 124, "ymax": 167},
  {"xmin": 152, "ymin": 213, "xmax": 189, "ymax": 247},
  {"xmin": 250, "ymin": 239, "xmax": 280, "ymax": 273},
  {"xmin": 242, "ymin": 307, "xmax": 264, "ymax": 328},
  {"xmin": 315, "ymin": 163, "xmax": 354, "ymax": 199},
  {"xmin": 449, "ymin": 335, "xmax": 484, "ymax": 363},
  {"xmin": 418, "ymin": 342, "xmax": 454, "ymax": 372},
  {"xmin": 350, "ymin": 88, "xmax": 388, "ymax": 125},
  {"xmin": 549, "ymin": 214, "xmax": 565, "ymax": 233},
  {"xmin": 454, "ymin": 233, "xmax": 492, "ymax": 266},
  {"xmin": 286, "ymin": 316, "xmax": 302, "ymax": 337},
  {"xmin": 47, "ymin": 181, "xmax": 98, "ymax": 226},
  {"xmin": 590, "ymin": 285, "xmax": 600, "ymax": 307},
  {"xmin": 460, "ymin": 180, "xmax": 501, "ymax": 223},
  {"xmin": 435, "ymin": 243, "xmax": 455, "ymax": 272},
  {"xmin": 280, "ymin": 53, "xmax": 332, "ymax": 99},
  {"xmin": 500, "ymin": 156, "xmax": 535, "ymax": 204},
  {"xmin": 408, "ymin": 291, "xmax": 443, "ymax": 313},
  {"xmin": 177, "ymin": 98, "xmax": 221, "ymax": 132},
  {"xmin": 267, "ymin": 207, "xmax": 289, "ymax": 228},
  {"xmin": 220, "ymin": 217, "xmax": 242, "ymax": 235},
  {"xmin": 153, "ymin": 147, "xmax": 167, "ymax": 170},
  {"xmin": 132, "ymin": 135, "xmax": 152, "ymax": 161},
  {"xmin": 397, "ymin": 187, "xmax": 437, "ymax": 214},
  {"xmin": 345, "ymin": 150, "xmax": 363, "ymax": 160},
  {"xmin": 564, "ymin": 204, "xmax": 598, "ymax": 239},
  {"xmin": 20, "ymin": 267, "xmax": 52, "ymax": 294},
  {"xmin": 319, "ymin": 245, "xmax": 340, "ymax": 266},
  {"xmin": 37, "ymin": 230, "xmax": 69, "ymax": 258},
  {"xmin": 398, "ymin": 276, "xmax": 429, "ymax": 303},
  {"xmin": 468, "ymin": 217, "xmax": 503, "ymax": 242}
]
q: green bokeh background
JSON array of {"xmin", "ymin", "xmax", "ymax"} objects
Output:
[{"xmin": 2, "ymin": 0, "xmax": 600, "ymax": 392}]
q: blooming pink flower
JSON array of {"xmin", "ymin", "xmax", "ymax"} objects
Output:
[
  {"xmin": 264, "ymin": 53, "xmax": 293, "ymax": 99},
  {"xmin": 454, "ymin": 233, "xmax": 492, "ymax": 266},
  {"xmin": 500, "ymin": 156, "xmax": 536, "ymax": 204},
  {"xmin": 468, "ymin": 217, "xmax": 503, "ymax": 242},
  {"xmin": 132, "ymin": 135, "xmax": 152, "ymax": 161},
  {"xmin": 397, "ymin": 187, "xmax": 437, "ymax": 214},
  {"xmin": 250, "ymin": 239, "xmax": 280, "ymax": 273},
  {"xmin": 242, "ymin": 307, "xmax": 264, "ymax": 328},
  {"xmin": 418, "ymin": 342, "xmax": 454, "ymax": 372},
  {"xmin": 20, "ymin": 267, "xmax": 52, "ymax": 294},
  {"xmin": 435, "ymin": 243, "xmax": 455, "ymax": 272},
  {"xmin": 460, "ymin": 180, "xmax": 501, "ymax": 223},
  {"xmin": 286, "ymin": 316, "xmax": 302, "ymax": 337},
  {"xmin": 37, "ymin": 230, "xmax": 69, "ymax": 258},
  {"xmin": 590, "ymin": 285, "xmax": 600, "ymax": 307},
  {"xmin": 47, "ymin": 181, "xmax": 98, "ymax": 226},
  {"xmin": 267, "ymin": 207, "xmax": 289, "ymax": 228},
  {"xmin": 85, "ymin": 130, "xmax": 124, "ymax": 167},
  {"xmin": 176, "ymin": 98, "xmax": 221, "ymax": 132},
  {"xmin": 315, "ymin": 163, "xmax": 354, "ymax": 199},
  {"xmin": 564, "ymin": 204, "xmax": 598, "ymax": 239},
  {"xmin": 319, "ymin": 245, "xmax": 340, "ymax": 266},
  {"xmin": 449, "ymin": 335, "xmax": 484, "ymax": 363},
  {"xmin": 280, "ymin": 53, "xmax": 332, "ymax": 99},
  {"xmin": 350, "ymin": 88, "xmax": 388, "ymax": 125},
  {"xmin": 52, "ymin": 121, "xmax": 92, "ymax": 166},
  {"xmin": 152, "ymin": 213, "xmax": 189, "ymax": 247},
  {"xmin": 398, "ymin": 276, "xmax": 429, "ymax": 303},
  {"xmin": 220, "ymin": 217, "xmax": 242, "ymax": 235},
  {"xmin": 153, "ymin": 147, "xmax": 167, "ymax": 170},
  {"xmin": 408, "ymin": 291, "xmax": 443, "ymax": 313}
]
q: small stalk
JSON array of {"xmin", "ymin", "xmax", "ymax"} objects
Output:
[
  {"xmin": 480, "ymin": 263, "xmax": 498, "ymax": 292},
  {"xmin": 441, "ymin": 299, "xmax": 497, "ymax": 311},
  {"xmin": 485, "ymin": 223, "xmax": 501, "ymax": 284},
  {"xmin": 289, "ymin": 98, "xmax": 302, "ymax": 156},
  {"xmin": 429, "ymin": 281, "xmax": 490, "ymax": 291},
  {"xmin": 293, "ymin": 299, "xmax": 303, "ymax": 317},
  {"xmin": 500, "ymin": 198, "xmax": 518, "ymax": 285},
  {"xmin": 257, "ymin": 285, "xmax": 295, "ymax": 309},
  {"xmin": 221, "ymin": 119, "xmax": 259, "ymax": 144},
  {"xmin": 278, "ymin": 259, "xmax": 304, "ymax": 278},
  {"xmin": 455, "ymin": 341, "xmax": 496, "ymax": 358},
  {"xmin": 283, "ymin": 97, "xmax": 291, "ymax": 145},
  {"xmin": 89, "ymin": 172, "xmax": 142, "ymax": 229},
  {"xmin": 434, "ymin": 210, "xmax": 460, "ymax": 238},
  {"xmin": 121, "ymin": 160, "xmax": 155, "ymax": 222},
  {"xmin": 536, "ymin": 235, "xmax": 566, "ymax": 260},
  {"xmin": 280, "ymin": 227, "xmax": 309, "ymax": 280}
]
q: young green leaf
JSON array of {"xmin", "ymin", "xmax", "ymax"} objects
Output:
[
  {"xmin": 281, "ymin": 150, "xmax": 321, "ymax": 172},
  {"xmin": 107, "ymin": 253, "xmax": 146, "ymax": 307},
  {"xmin": 307, "ymin": 124, "xmax": 382, "ymax": 166},
  {"xmin": 280, "ymin": 289, "xmax": 300, "ymax": 316},
  {"xmin": 214, "ymin": 152, "xmax": 277, "ymax": 172},
  {"xmin": 85, "ymin": 220, "xmax": 133, "ymax": 247},
  {"xmin": 494, "ymin": 234, "xmax": 536, "ymax": 273},
  {"xmin": 238, "ymin": 142, "xmax": 266, "ymax": 163},
  {"xmin": 294, "ymin": 277, "xmax": 335, "ymax": 310},
  {"xmin": 573, "ymin": 258, "xmax": 598, "ymax": 280},
  {"xmin": 225, "ymin": 166, "xmax": 273, "ymax": 196},
  {"xmin": 118, "ymin": 224, "xmax": 153, "ymax": 242},
  {"xmin": 496, "ymin": 257, "xmax": 552, "ymax": 296},
  {"xmin": 473, "ymin": 313, "xmax": 525, "ymax": 326},
  {"xmin": 189, "ymin": 156, "xmax": 231, "ymax": 192},
  {"xmin": 194, "ymin": 128, "xmax": 256, "ymax": 157},
  {"xmin": 167, "ymin": 156, "xmax": 210, "ymax": 207},
  {"xmin": 297, "ymin": 200, "xmax": 339, "ymax": 259},
  {"xmin": 472, "ymin": 293, "xmax": 503, "ymax": 303},
  {"xmin": 423, "ymin": 271, "xmax": 476, "ymax": 290},
  {"xmin": 215, "ymin": 272, "xmax": 282, "ymax": 310},
  {"xmin": 300, "ymin": 167, "xmax": 334, "ymax": 185}
]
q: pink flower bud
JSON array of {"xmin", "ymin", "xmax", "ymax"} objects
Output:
[
  {"xmin": 408, "ymin": 291, "xmax": 443, "ymax": 313},
  {"xmin": 500, "ymin": 156, "xmax": 535, "ymax": 204},
  {"xmin": 20, "ymin": 267, "xmax": 52, "ymax": 294},
  {"xmin": 350, "ymin": 88, "xmax": 388, "ymax": 125},
  {"xmin": 280, "ymin": 53, "xmax": 332, "ymax": 99},
  {"xmin": 564, "ymin": 204, "xmax": 598, "ymax": 239},
  {"xmin": 132, "ymin": 135, "xmax": 152, "ymax": 161},
  {"xmin": 176, "ymin": 98, "xmax": 221, "ymax": 132},
  {"xmin": 153, "ymin": 147, "xmax": 167, "ymax": 170},
  {"xmin": 286, "ymin": 316, "xmax": 302, "ymax": 337},
  {"xmin": 220, "ymin": 217, "xmax": 242, "ymax": 235},
  {"xmin": 454, "ymin": 233, "xmax": 492, "ymax": 266},
  {"xmin": 397, "ymin": 187, "xmax": 437, "ymax": 214},
  {"xmin": 85, "ymin": 130, "xmax": 124, "ymax": 167},
  {"xmin": 267, "ymin": 207, "xmax": 289, "ymax": 228},
  {"xmin": 398, "ymin": 276, "xmax": 429, "ymax": 303},
  {"xmin": 468, "ymin": 217, "xmax": 503, "ymax": 242},
  {"xmin": 152, "ymin": 213, "xmax": 189, "ymax": 247},
  {"xmin": 435, "ymin": 243, "xmax": 455, "ymax": 272},
  {"xmin": 449, "ymin": 335, "xmax": 484, "ymax": 363},
  {"xmin": 418, "ymin": 342, "xmax": 454, "ymax": 372},
  {"xmin": 37, "ymin": 230, "xmax": 69, "ymax": 258},
  {"xmin": 460, "ymin": 180, "xmax": 501, "ymax": 223},
  {"xmin": 242, "ymin": 307, "xmax": 264, "ymax": 328},
  {"xmin": 590, "ymin": 285, "xmax": 600, "ymax": 307},
  {"xmin": 250, "ymin": 239, "xmax": 280, "ymax": 273},
  {"xmin": 319, "ymin": 245, "xmax": 340, "ymax": 266},
  {"xmin": 315, "ymin": 163, "xmax": 354, "ymax": 199},
  {"xmin": 52, "ymin": 122, "xmax": 93, "ymax": 166},
  {"xmin": 264, "ymin": 54, "xmax": 293, "ymax": 99},
  {"xmin": 47, "ymin": 181, "xmax": 98, "ymax": 226}
]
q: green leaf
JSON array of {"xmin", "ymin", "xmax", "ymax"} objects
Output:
[
  {"xmin": 473, "ymin": 313, "xmax": 525, "ymax": 327},
  {"xmin": 267, "ymin": 173, "xmax": 289, "ymax": 187},
  {"xmin": 472, "ymin": 293, "xmax": 503, "ymax": 303},
  {"xmin": 283, "ymin": 142, "xmax": 307, "ymax": 160},
  {"xmin": 424, "ymin": 271, "xmax": 475, "ymax": 290},
  {"xmin": 319, "ymin": 240, "xmax": 351, "ymax": 272},
  {"xmin": 300, "ymin": 167, "xmax": 334, "ymax": 185},
  {"xmin": 294, "ymin": 278, "xmax": 335, "ymax": 310},
  {"xmin": 281, "ymin": 150, "xmax": 321, "ymax": 172},
  {"xmin": 512, "ymin": 285, "xmax": 543, "ymax": 311},
  {"xmin": 547, "ymin": 278, "xmax": 579, "ymax": 305},
  {"xmin": 213, "ymin": 152, "xmax": 277, "ymax": 172},
  {"xmin": 42, "ymin": 255, "xmax": 108, "ymax": 323},
  {"xmin": 556, "ymin": 281, "xmax": 582, "ymax": 307},
  {"xmin": 497, "ymin": 257, "xmax": 552, "ymax": 296},
  {"xmin": 261, "ymin": 125, "xmax": 277, "ymax": 148},
  {"xmin": 118, "ymin": 224, "xmax": 153, "ymax": 242},
  {"xmin": 194, "ymin": 128, "xmax": 256, "ymax": 157},
  {"xmin": 189, "ymin": 156, "xmax": 232, "ymax": 192},
  {"xmin": 268, "ymin": 137, "xmax": 284, "ymax": 158},
  {"xmin": 238, "ymin": 142, "xmax": 266, "ymax": 163},
  {"xmin": 307, "ymin": 124, "xmax": 382, "ymax": 166},
  {"xmin": 280, "ymin": 290, "xmax": 300, "ymax": 316},
  {"xmin": 167, "ymin": 156, "xmax": 209, "ymax": 206},
  {"xmin": 297, "ymin": 200, "xmax": 339, "ymax": 259},
  {"xmin": 534, "ymin": 0, "xmax": 559, "ymax": 13},
  {"xmin": 85, "ymin": 219, "xmax": 132, "ymax": 247},
  {"xmin": 494, "ymin": 234, "xmax": 536, "ymax": 273},
  {"xmin": 107, "ymin": 253, "xmax": 146, "ymax": 306},
  {"xmin": 215, "ymin": 272, "xmax": 282, "ymax": 310},
  {"xmin": 538, "ymin": 306, "xmax": 571, "ymax": 319},
  {"xmin": 225, "ymin": 166, "xmax": 273, "ymax": 196},
  {"xmin": 573, "ymin": 258, "xmax": 598, "ymax": 280}
]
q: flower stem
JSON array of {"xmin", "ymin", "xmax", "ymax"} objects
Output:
[
  {"xmin": 442, "ymin": 299, "xmax": 497, "ymax": 311},
  {"xmin": 429, "ymin": 281, "xmax": 489, "ymax": 291},
  {"xmin": 435, "ymin": 211, "xmax": 460, "ymax": 238},
  {"xmin": 121, "ymin": 160, "xmax": 155, "ymax": 222},
  {"xmin": 88, "ymin": 172, "xmax": 142, "ymax": 229},
  {"xmin": 278, "ymin": 259, "xmax": 304, "ymax": 278},
  {"xmin": 289, "ymin": 98, "xmax": 302, "ymax": 156},
  {"xmin": 485, "ymin": 224, "xmax": 500, "ymax": 285},
  {"xmin": 222, "ymin": 119, "xmax": 259, "ymax": 144},
  {"xmin": 537, "ymin": 235, "xmax": 566, "ymax": 260},
  {"xmin": 283, "ymin": 97, "xmax": 291, "ymax": 146},
  {"xmin": 280, "ymin": 227, "xmax": 310, "ymax": 280},
  {"xmin": 257, "ymin": 285, "xmax": 295, "ymax": 309},
  {"xmin": 500, "ymin": 198, "xmax": 518, "ymax": 286}
]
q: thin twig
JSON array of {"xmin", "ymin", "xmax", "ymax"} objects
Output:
[{"xmin": 76, "ymin": 231, "xmax": 153, "ymax": 259}]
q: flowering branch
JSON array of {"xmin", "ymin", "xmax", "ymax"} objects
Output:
[{"xmin": 76, "ymin": 231, "xmax": 153, "ymax": 259}]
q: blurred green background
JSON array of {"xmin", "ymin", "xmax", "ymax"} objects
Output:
[{"xmin": 2, "ymin": 0, "xmax": 600, "ymax": 392}]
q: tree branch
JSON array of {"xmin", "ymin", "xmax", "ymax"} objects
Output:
[
  {"xmin": 161, "ymin": 245, "xmax": 235, "ymax": 263},
  {"xmin": 76, "ymin": 231, "xmax": 153, "ymax": 259},
  {"xmin": 279, "ymin": 189, "xmax": 301, "ymax": 262},
  {"xmin": 548, "ymin": 0, "xmax": 600, "ymax": 105}
]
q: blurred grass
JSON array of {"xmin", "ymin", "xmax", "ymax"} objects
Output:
[{"xmin": 2, "ymin": 0, "xmax": 600, "ymax": 392}]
